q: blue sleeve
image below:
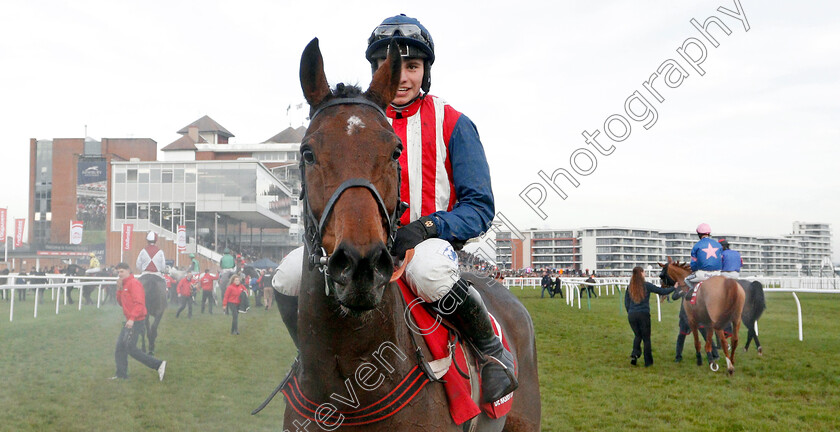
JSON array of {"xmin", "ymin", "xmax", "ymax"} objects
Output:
[
  {"xmin": 690, "ymin": 243, "xmax": 699, "ymax": 271},
  {"xmin": 429, "ymin": 114, "xmax": 495, "ymax": 241}
]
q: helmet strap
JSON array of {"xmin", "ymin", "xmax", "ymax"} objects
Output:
[
  {"xmin": 390, "ymin": 92, "xmax": 426, "ymax": 111},
  {"xmin": 421, "ymin": 60, "xmax": 431, "ymax": 94}
]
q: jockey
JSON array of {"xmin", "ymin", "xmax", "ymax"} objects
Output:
[
  {"xmin": 273, "ymin": 14, "xmax": 515, "ymax": 403},
  {"xmin": 719, "ymin": 239, "xmax": 742, "ymax": 279},
  {"xmin": 220, "ymin": 248, "xmax": 235, "ymax": 273},
  {"xmin": 684, "ymin": 223, "xmax": 722, "ymax": 291},
  {"xmin": 85, "ymin": 252, "xmax": 101, "ymax": 275},
  {"xmin": 189, "ymin": 253, "xmax": 200, "ymax": 273},
  {"xmin": 136, "ymin": 232, "xmax": 166, "ymax": 280}
]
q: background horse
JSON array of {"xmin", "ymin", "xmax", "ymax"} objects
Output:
[
  {"xmin": 64, "ymin": 264, "xmax": 94, "ymax": 305},
  {"xmin": 737, "ymin": 280, "xmax": 766, "ymax": 355},
  {"xmin": 663, "ymin": 258, "xmax": 745, "ymax": 375},
  {"xmin": 137, "ymin": 274, "xmax": 167, "ymax": 355},
  {"xmin": 280, "ymin": 38, "xmax": 540, "ymax": 431}
]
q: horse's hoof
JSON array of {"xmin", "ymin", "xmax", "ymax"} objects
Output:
[
  {"xmin": 743, "ymin": 346, "xmax": 748, "ymax": 352},
  {"xmin": 710, "ymin": 362, "xmax": 719, "ymax": 372},
  {"xmin": 728, "ymin": 368, "xmax": 734, "ymax": 376},
  {"xmin": 757, "ymin": 347, "xmax": 763, "ymax": 356}
]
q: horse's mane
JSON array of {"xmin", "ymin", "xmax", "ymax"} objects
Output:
[{"xmin": 332, "ymin": 83, "xmax": 363, "ymax": 98}]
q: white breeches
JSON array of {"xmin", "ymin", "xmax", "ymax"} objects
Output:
[
  {"xmin": 720, "ymin": 271, "xmax": 740, "ymax": 279},
  {"xmin": 272, "ymin": 238, "xmax": 460, "ymax": 303}
]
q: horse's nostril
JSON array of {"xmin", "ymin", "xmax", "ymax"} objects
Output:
[
  {"xmin": 374, "ymin": 247, "xmax": 393, "ymax": 277},
  {"xmin": 328, "ymin": 245, "xmax": 356, "ymax": 284}
]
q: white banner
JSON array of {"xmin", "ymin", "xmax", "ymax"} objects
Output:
[
  {"xmin": 70, "ymin": 220, "xmax": 84, "ymax": 244},
  {"xmin": 177, "ymin": 225, "xmax": 186, "ymax": 252}
]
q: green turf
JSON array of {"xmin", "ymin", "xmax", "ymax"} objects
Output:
[{"xmin": 1, "ymin": 288, "xmax": 839, "ymax": 431}]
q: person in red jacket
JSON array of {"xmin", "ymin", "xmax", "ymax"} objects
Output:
[
  {"xmin": 163, "ymin": 273, "xmax": 176, "ymax": 303},
  {"xmin": 111, "ymin": 262, "xmax": 166, "ymax": 381},
  {"xmin": 222, "ymin": 275, "xmax": 246, "ymax": 335},
  {"xmin": 175, "ymin": 271, "xmax": 194, "ymax": 319},
  {"xmin": 198, "ymin": 269, "xmax": 218, "ymax": 314}
]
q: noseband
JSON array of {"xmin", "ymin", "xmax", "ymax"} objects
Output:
[{"xmin": 300, "ymin": 97, "xmax": 408, "ymax": 292}]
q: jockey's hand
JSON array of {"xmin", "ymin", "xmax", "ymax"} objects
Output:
[{"xmin": 392, "ymin": 216, "xmax": 438, "ymax": 260}]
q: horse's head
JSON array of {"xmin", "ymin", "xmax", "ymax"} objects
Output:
[
  {"xmin": 298, "ymin": 38, "xmax": 404, "ymax": 314},
  {"xmin": 661, "ymin": 257, "xmax": 691, "ymax": 291}
]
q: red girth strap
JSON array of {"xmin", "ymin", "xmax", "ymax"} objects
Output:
[{"xmin": 281, "ymin": 365, "xmax": 430, "ymax": 426}]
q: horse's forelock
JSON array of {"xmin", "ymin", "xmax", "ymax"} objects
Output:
[{"xmin": 332, "ymin": 83, "xmax": 363, "ymax": 98}]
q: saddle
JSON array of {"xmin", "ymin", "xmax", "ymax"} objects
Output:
[{"xmin": 396, "ymin": 278, "xmax": 516, "ymax": 424}]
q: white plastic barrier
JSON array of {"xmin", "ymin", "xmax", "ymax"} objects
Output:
[
  {"xmin": 762, "ymin": 288, "xmax": 840, "ymax": 341},
  {"xmin": 1, "ymin": 274, "xmax": 117, "ymax": 322}
]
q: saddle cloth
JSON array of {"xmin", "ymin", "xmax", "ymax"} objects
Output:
[{"xmin": 396, "ymin": 279, "xmax": 515, "ymax": 425}]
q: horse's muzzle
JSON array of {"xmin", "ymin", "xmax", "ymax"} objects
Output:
[{"xmin": 327, "ymin": 241, "xmax": 393, "ymax": 310}]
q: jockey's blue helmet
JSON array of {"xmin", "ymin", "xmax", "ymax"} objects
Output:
[{"xmin": 366, "ymin": 14, "xmax": 435, "ymax": 94}]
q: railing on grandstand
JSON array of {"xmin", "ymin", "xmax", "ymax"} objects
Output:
[{"xmin": 0, "ymin": 273, "xmax": 118, "ymax": 322}]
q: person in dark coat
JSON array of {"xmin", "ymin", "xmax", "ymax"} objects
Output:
[
  {"xmin": 625, "ymin": 266, "xmax": 675, "ymax": 367},
  {"xmin": 553, "ymin": 273, "xmax": 564, "ymax": 298},
  {"xmin": 540, "ymin": 271, "xmax": 553, "ymax": 298}
]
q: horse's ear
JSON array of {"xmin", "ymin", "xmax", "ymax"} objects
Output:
[
  {"xmin": 365, "ymin": 39, "xmax": 402, "ymax": 109},
  {"xmin": 300, "ymin": 38, "xmax": 331, "ymax": 109},
  {"xmin": 657, "ymin": 262, "xmax": 665, "ymax": 268}
]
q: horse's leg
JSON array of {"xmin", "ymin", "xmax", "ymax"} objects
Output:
[
  {"xmin": 148, "ymin": 314, "xmax": 160, "ymax": 356},
  {"xmin": 743, "ymin": 320, "xmax": 753, "ymax": 352},
  {"xmin": 691, "ymin": 325, "xmax": 703, "ymax": 366},
  {"xmin": 728, "ymin": 318, "xmax": 741, "ymax": 375},
  {"xmin": 140, "ymin": 320, "xmax": 147, "ymax": 353},
  {"xmin": 712, "ymin": 327, "xmax": 730, "ymax": 374},
  {"xmin": 704, "ymin": 328, "xmax": 718, "ymax": 371}
]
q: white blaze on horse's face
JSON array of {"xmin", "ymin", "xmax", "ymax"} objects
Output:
[{"xmin": 346, "ymin": 115, "xmax": 366, "ymax": 135}]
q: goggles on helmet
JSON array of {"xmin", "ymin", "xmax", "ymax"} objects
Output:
[{"xmin": 372, "ymin": 23, "xmax": 427, "ymax": 41}]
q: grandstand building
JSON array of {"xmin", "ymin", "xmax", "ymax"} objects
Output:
[
  {"xmin": 496, "ymin": 222, "xmax": 833, "ymax": 277},
  {"xmin": 21, "ymin": 115, "xmax": 303, "ymax": 271}
]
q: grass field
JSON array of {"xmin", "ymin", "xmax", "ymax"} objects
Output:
[{"xmin": 1, "ymin": 287, "xmax": 839, "ymax": 431}]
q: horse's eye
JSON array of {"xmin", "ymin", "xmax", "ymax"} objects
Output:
[
  {"xmin": 302, "ymin": 149, "xmax": 316, "ymax": 165},
  {"xmin": 391, "ymin": 145, "xmax": 402, "ymax": 161}
]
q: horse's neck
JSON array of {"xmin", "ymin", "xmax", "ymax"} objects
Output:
[{"xmin": 297, "ymin": 274, "xmax": 416, "ymax": 404}]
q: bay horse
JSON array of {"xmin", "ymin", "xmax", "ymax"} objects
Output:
[
  {"xmin": 662, "ymin": 257, "xmax": 745, "ymax": 374},
  {"xmin": 137, "ymin": 274, "xmax": 168, "ymax": 356},
  {"xmin": 272, "ymin": 38, "xmax": 540, "ymax": 431},
  {"xmin": 660, "ymin": 265, "xmax": 766, "ymax": 357}
]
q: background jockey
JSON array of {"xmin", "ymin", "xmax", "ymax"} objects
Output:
[
  {"xmin": 220, "ymin": 248, "xmax": 235, "ymax": 273},
  {"xmin": 85, "ymin": 252, "xmax": 101, "ymax": 274},
  {"xmin": 272, "ymin": 14, "xmax": 515, "ymax": 403},
  {"xmin": 719, "ymin": 239, "xmax": 742, "ymax": 279},
  {"xmin": 136, "ymin": 232, "xmax": 166, "ymax": 280},
  {"xmin": 684, "ymin": 223, "xmax": 722, "ymax": 291}
]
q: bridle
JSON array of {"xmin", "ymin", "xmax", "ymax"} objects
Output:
[{"xmin": 299, "ymin": 97, "xmax": 408, "ymax": 294}]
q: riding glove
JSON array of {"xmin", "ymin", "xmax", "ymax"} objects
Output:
[{"xmin": 392, "ymin": 216, "xmax": 438, "ymax": 259}]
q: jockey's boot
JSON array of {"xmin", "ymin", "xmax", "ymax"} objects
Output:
[
  {"xmin": 434, "ymin": 278, "xmax": 518, "ymax": 403},
  {"xmin": 275, "ymin": 292, "xmax": 300, "ymax": 349}
]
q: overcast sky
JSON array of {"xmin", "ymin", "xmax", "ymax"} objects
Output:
[{"xmin": 2, "ymin": 1, "xmax": 838, "ymax": 260}]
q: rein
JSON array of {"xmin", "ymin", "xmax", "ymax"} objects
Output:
[{"xmin": 300, "ymin": 96, "xmax": 408, "ymax": 294}]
